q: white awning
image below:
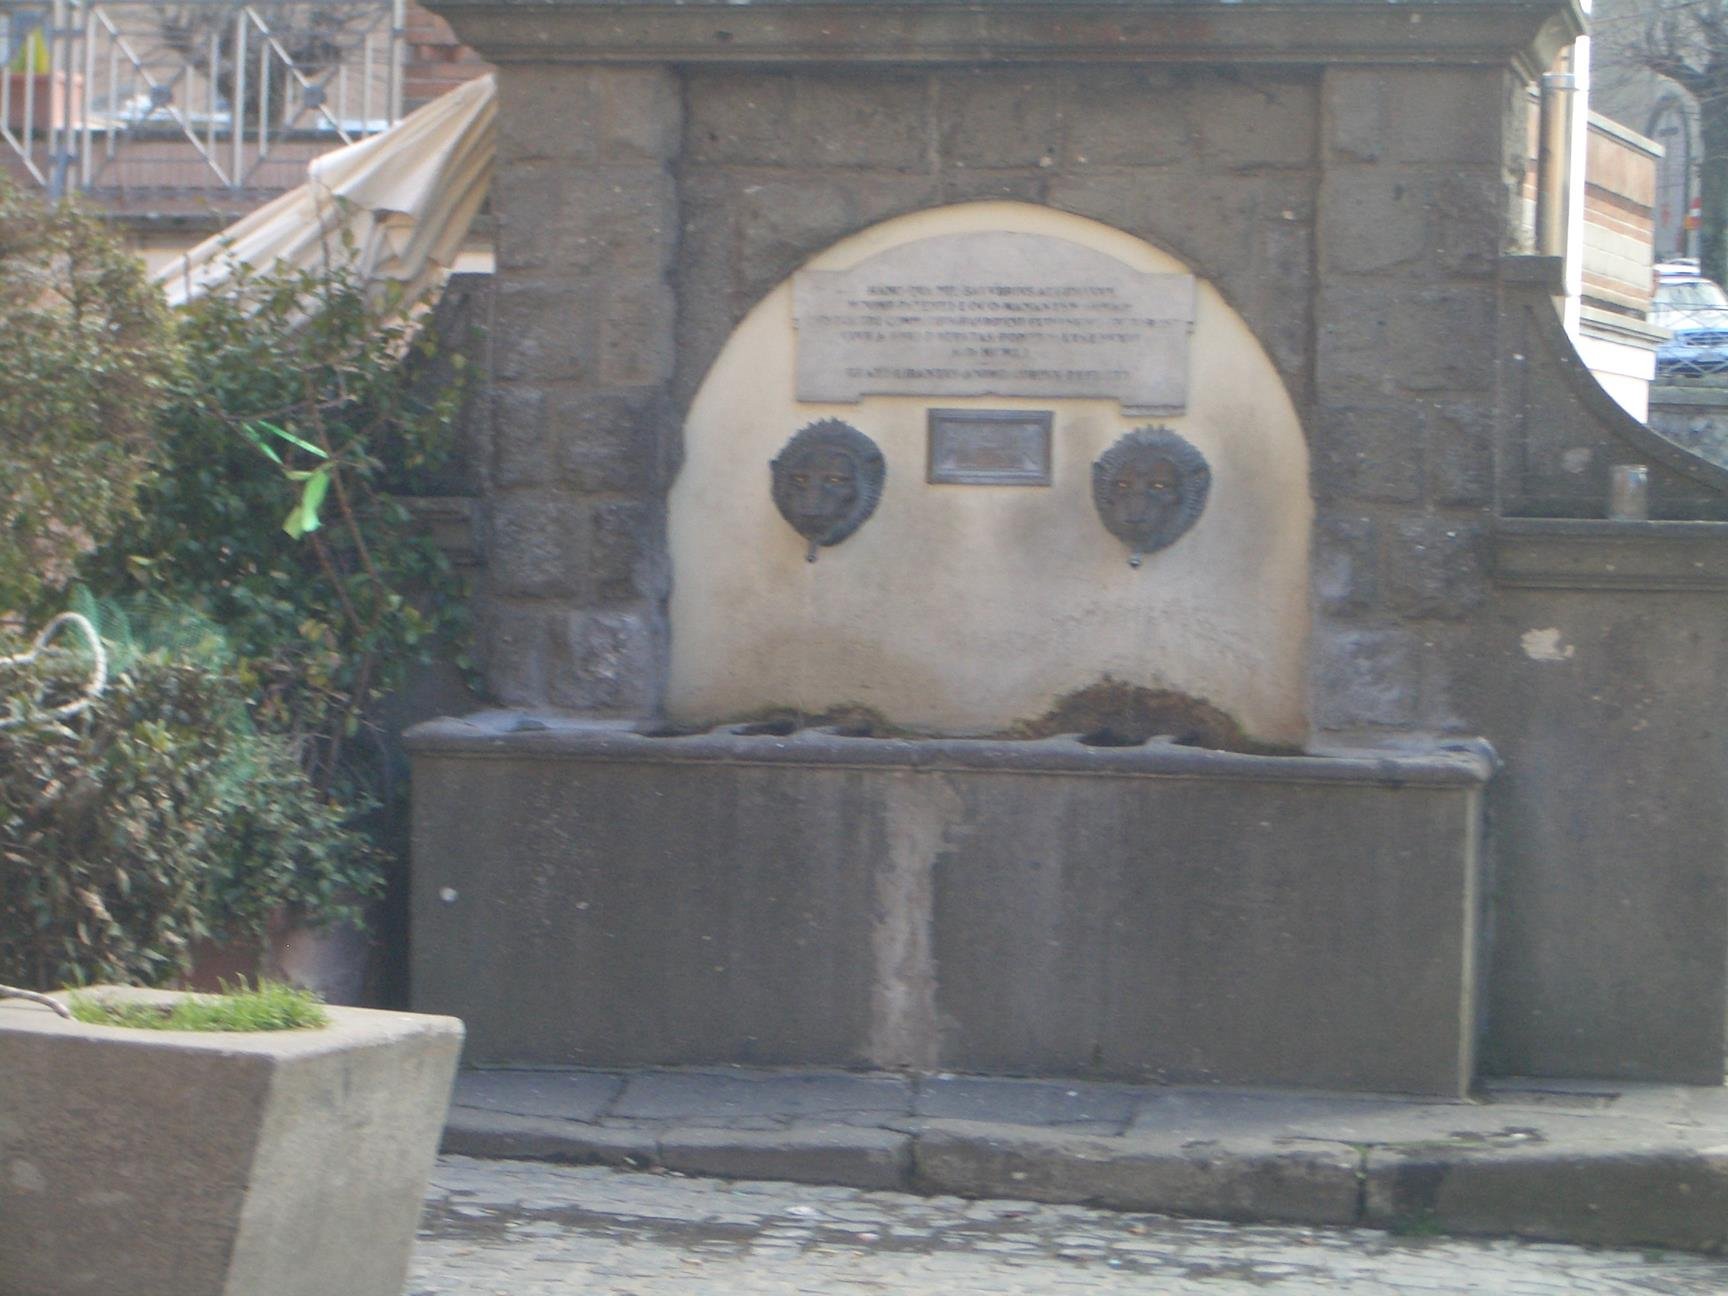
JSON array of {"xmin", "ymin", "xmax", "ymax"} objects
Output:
[{"xmin": 155, "ymin": 73, "xmax": 496, "ymax": 309}]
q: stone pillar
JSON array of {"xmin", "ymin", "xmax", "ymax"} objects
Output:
[
  {"xmin": 1309, "ymin": 65, "xmax": 1524, "ymax": 736},
  {"xmin": 482, "ymin": 65, "xmax": 681, "ymax": 715}
]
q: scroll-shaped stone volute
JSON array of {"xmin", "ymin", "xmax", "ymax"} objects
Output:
[
  {"xmin": 1092, "ymin": 427, "xmax": 1210, "ymax": 568},
  {"xmin": 770, "ymin": 419, "xmax": 887, "ymax": 562}
]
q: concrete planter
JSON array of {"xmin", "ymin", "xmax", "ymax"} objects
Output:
[{"xmin": 0, "ymin": 987, "xmax": 463, "ymax": 1296}]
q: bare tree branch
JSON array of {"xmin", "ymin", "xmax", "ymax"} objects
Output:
[{"xmin": 1607, "ymin": 0, "xmax": 1728, "ymax": 281}]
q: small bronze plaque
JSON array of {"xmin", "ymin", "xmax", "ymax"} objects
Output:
[{"xmin": 927, "ymin": 409, "xmax": 1054, "ymax": 486}]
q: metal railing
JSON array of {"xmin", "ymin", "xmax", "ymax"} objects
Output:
[{"xmin": 1, "ymin": 0, "xmax": 402, "ymax": 198}]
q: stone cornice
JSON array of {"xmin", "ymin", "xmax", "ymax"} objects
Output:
[
  {"xmin": 405, "ymin": 712, "xmax": 1495, "ymax": 787},
  {"xmin": 1494, "ymin": 518, "xmax": 1728, "ymax": 590},
  {"xmin": 427, "ymin": 0, "xmax": 1583, "ymax": 78}
]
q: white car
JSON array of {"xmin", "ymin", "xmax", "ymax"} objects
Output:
[{"xmin": 1654, "ymin": 259, "xmax": 1728, "ymax": 378}]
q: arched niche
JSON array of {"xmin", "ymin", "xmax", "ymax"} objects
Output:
[{"xmin": 667, "ymin": 202, "xmax": 1312, "ymax": 744}]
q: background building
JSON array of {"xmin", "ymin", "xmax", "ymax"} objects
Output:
[{"xmin": 0, "ymin": 0, "xmax": 491, "ymax": 269}]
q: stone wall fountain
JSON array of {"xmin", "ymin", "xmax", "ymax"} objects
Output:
[{"xmin": 408, "ymin": 0, "xmax": 1728, "ymax": 1097}]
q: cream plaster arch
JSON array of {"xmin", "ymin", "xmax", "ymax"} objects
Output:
[{"xmin": 666, "ymin": 202, "xmax": 1312, "ymax": 743}]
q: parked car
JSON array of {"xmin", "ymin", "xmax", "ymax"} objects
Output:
[{"xmin": 1654, "ymin": 258, "xmax": 1728, "ymax": 377}]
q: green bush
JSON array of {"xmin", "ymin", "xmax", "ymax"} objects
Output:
[
  {"xmin": 0, "ymin": 181, "xmax": 178, "ymax": 615},
  {"xmin": 1, "ymin": 225, "xmax": 464, "ymax": 992},
  {"xmin": 85, "ymin": 253, "xmax": 466, "ymax": 804},
  {"xmin": 0, "ymin": 628, "xmax": 379, "ymax": 991}
]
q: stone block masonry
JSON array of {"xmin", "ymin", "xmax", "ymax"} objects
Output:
[
  {"xmin": 482, "ymin": 54, "xmax": 1339, "ymax": 722},
  {"xmin": 481, "ymin": 65, "xmax": 682, "ymax": 715},
  {"xmin": 418, "ymin": 0, "xmax": 1728, "ymax": 1092},
  {"xmin": 465, "ymin": 42, "xmax": 1532, "ymax": 738}
]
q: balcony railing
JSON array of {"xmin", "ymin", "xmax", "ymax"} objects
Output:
[{"xmin": 2, "ymin": 0, "xmax": 402, "ymax": 198}]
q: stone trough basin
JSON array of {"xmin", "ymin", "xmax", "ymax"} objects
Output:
[{"xmin": 408, "ymin": 715, "xmax": 1492, "ymax": 1097}]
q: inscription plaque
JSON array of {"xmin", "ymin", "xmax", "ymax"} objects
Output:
[
  {"xmin": 927, "ymin": 409, "xmax": 1053, "ymax": 486},
  {"xmin": 796, "ymin": 231, "xmax": 1196, "ymax": 412}
]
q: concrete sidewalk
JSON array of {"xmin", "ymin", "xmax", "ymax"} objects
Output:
[{"xmin": 443, "ymin": 1067, "xmax": 1728, "ymax": 1255}]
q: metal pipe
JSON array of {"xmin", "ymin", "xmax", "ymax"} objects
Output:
[
  {"xmin": 1537, "ymin": 71, "xmax": 1578, "ymax": 259},
  {"xmin": 45, "ymin": 0, "xmax": 66, "ymax": 197},
  {"xmin": 3, "ymin": 15, "xmax": 14, "ymax": 145},
  {"xmin": 105, "ymin": 34, "xmax": 116, "ymax": 163},
  {"xmin": 207, "ymin": 25, "xmax": 218, "ymax": 167},
  {"xmin": 231, "ymin": 7, "xmax": 245, "ymax": 189},
  {"xmin": 79, "ymin": 1, "xmax": 94, "ymax": 189},
  {"xmin": 257, "ymin": 32, "xmax": 269, "ymax": 163},
  {"xmin": 26, "ymin": 8, "xmax": 42, "ymax": 188}
]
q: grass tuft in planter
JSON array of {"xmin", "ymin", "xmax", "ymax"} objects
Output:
[{"xmin": 69, "ymin": 979, "xmax": 328, "ymax": 1031}]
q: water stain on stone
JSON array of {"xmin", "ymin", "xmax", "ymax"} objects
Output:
[{"xmin": 1008, "ymin": 679, "xmax": 1296, "ymax": 755}]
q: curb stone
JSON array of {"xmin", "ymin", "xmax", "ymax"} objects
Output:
[
  {"xmin": 1363, "ymin": 1145, "xmax": 1728, "ymax": 1252},
  {"xmin": 443, "ymin": 1109, "xmax": 657, "ymax": 1168},
  {"xmin": 909, "ymin": 1123, "xmax": 1363, "ymax": 1227},
  {"xmin": 441, "ymin": 1068, "xmax": 1728, "ymax": 1254},
  {"xmin": 658, "ymin": 1125, "xmax": 911, "ymax": 1191}
]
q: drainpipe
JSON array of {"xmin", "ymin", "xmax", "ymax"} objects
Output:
[{"xmin": 1537, "ymin": 71, "xmax": 1578, "ymax": 264}]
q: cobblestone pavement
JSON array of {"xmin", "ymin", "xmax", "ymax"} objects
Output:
[{"xmin": 410, "ymin": 1156, "xmax": 1728, "ymax": 1295}]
